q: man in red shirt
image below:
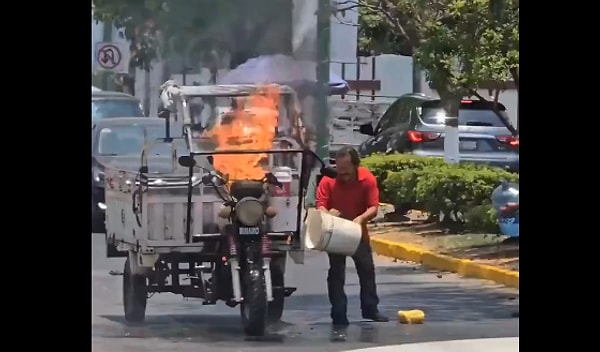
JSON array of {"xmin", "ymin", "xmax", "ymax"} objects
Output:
[{"xmin": 316, "ymin": 146, "xmax": 389, "ymax": 335}]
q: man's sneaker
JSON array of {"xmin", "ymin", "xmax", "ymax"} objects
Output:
[{"xmin": 362, "ymin": 311, "xmax": 389, "ymax": 322}]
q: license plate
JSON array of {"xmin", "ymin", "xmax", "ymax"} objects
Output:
[
  {"xmin": 238, "ymin": 227, "xmax": 260, "ymax": 235},
  {"xmin": 459, "ymin": 141, "xmax": 477, "ymax": 151}
]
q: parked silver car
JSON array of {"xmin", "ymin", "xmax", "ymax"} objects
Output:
[{"xmin": 92, "ymin": 90, "xmax": 145, "ymax": 122}]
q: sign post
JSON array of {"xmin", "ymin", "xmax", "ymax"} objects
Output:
[{"xmin": 94, "ymin": 42, "xmax": 130, "ymax": 74}]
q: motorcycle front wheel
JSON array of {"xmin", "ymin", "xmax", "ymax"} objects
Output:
[
  {"xmin": 240, "ymin": 263, "xmax": 267, "ymax": 336},
  {"xmin": 267, "ymin": 256, "xmax": 286, "ymax": 323}
]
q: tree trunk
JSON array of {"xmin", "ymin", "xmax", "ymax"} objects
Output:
[
  {"xmin": 509, "ymin": 67, "xmax": 519, "ymax": 92},
  {"xmin": 437, "ymin": 82, "xmax": 462, "ymax": 164},
  {"xmin": 437, "ymin": 83, "xmax": 462, "ymax": 117}
]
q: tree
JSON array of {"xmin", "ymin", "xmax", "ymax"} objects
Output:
[
  {"xmin": 338, "ymin": 0, "xmax": 519, "ymax": 133},
  {"xmin": 92, "ymin": 0, "xmax": 293, "ymax": 86}
]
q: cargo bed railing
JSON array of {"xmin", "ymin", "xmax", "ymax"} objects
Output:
[{"xmin": 181, "ymin": 125, "xmax": 313, "ymax": 244}]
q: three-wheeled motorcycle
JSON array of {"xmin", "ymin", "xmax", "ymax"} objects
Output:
[{"xmin": 103, "ymin": 82, "xmax": 336, "ymax": 336}]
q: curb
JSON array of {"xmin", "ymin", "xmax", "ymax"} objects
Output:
[
  {"xmin": 342, "ymin": 337, "xmax": 519, "ymax": 352},
  {"xmin": 370, "ymin": 238, "xmax": 519, "ymax": 289}
]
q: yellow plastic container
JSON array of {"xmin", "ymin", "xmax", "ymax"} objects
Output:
[{"xmin": 397, "ymin": 310, "xmax": 425, "ymax": 324}]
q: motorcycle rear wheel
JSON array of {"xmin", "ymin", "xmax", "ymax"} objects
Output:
[{"xmin": 123, "ymin": 257, "xmax": 147, "ymax": 323}]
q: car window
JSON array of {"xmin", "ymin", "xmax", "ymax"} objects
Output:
[
  {"xmin": 96, "ymin": 125, "xmax": 188, "ymax": 156},
  {"xmin": 420, "ymin": 107, "xmax": 508, "ymax": 127},
  {"xmin": 375, "ymin": 100, "xmax": 402, "ymax": 133},
  {"xmin": 92, "ymin": 99, "xmax": 144, "ymax": 121},
  {"xmin": 419, "ymin": 100, "xmax": 512, "ymax": 127},
  {"xmin": 395, "ymin": 104, "xmax": 410, "ymax": 124}
]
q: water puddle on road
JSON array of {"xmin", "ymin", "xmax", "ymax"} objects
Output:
[{"xmin": 92, "ymin": 315, "xmax": 391, "ymax": 345}]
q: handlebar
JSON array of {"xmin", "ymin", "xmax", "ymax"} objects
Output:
[
  {"xmin": 177, "ymin": 149, "xmax": 338, "ymax": 194},
  {"xmin": 199, "ymin": 170, "xmax": 282, "ymax": 188},
  {"xmin": 200, "ymin": 170, "xmax": 226, "ymax": 187}
]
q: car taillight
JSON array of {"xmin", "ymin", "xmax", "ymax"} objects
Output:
[
  {"xmin": 496, "ymin": 135, "xmax": 519, "ymax": 147},
  {"xmin": 407, "ymin": 130, "xmax": 441, "ymax": 143}
]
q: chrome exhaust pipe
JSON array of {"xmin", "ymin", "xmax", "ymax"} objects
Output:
[
  {"xmin": 229, "ymin": 259, "xmax": 242, "ymax": 302},
  {"xmin": 263, "ymin": 258, "xmax": 273, "ymax": 302}
]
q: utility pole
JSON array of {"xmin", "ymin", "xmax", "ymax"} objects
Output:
[
  {"xmin": 182, "ymin": 57, "xmax": 192, "ymax": 85},
  {"xmin": 412, "ymin": 56, "xmax": 422, "ymax": 93},
  {"xmin": 315, "ymin": 0, "xmax": 331, "ymax": 161},
  {"xmin": 101, "ymin": 22, "xmax": 114, "ymax": 91},
  {"xmin": 306, "ymin": 0, "xmax": 331, "ymax": 207}
]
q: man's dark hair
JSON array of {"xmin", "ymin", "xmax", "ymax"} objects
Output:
[{"xmin": 335, "ymin": 146, "xmax": 360, "ymax": 166}]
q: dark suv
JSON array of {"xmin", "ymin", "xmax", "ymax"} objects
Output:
[{"xmin": 357, "ymin": 94, "xmax": 518, "ymax": 172}]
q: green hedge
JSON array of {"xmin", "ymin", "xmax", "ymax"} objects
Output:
[
  {"xmin": 362, "ymin": 153, "xmax": 519, "ymax": 232},
  {"xmin": 362, "ymin": 153, "xmax": 507, "ymax": 205}
]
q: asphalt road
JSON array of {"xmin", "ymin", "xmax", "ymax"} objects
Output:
[{"xmin": 92, "ymin": 233, "xmax": 519, "ymax": 352}]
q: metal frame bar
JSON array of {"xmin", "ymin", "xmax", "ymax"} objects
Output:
[
  {"xmin": 182, "ymin": 128, "xmax": 311, "ymax": 244},
  {"xmin": 184, "ymin": 146, "xmax": 309, "ymax": 244}
]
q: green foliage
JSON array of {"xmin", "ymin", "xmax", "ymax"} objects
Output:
[
  {"xmin": 415, "ymin": 0, "xmax": 519, "ymax": 100},
  {"xmin": 351, "ymin": 0, "xmax": 519, "ymax": 115},
  {"xmin": 362, "ymin": 153, "xmax": 494, "ymax": 204},
  {"xmin": 409, "ymin": 165, "xmax": 518, "ymax": 217},
  {"xmin": 463, "ymin": 203, "xmax": 499, "ymax": 233},
  {"xmin": 362, "ymin": 153, "xmax": 446, "ymax": 181},
  {"xmin": 362, "ymin": 153, "xmax": 446, "ymax": 203},
  {"xmin": 362, "ymin": 154, "xmax": 517, "ymax": 232}
]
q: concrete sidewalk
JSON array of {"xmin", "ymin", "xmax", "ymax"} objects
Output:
[{"xmin": 344, "ymin": 337, "xmax": 518, "ymax": 352}]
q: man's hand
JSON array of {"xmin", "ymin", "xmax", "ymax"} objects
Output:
[
  {"xmin": 353, "ymin": 215, "xmax": 370, "ymax": 242},
  {"xmin": 317, "ymin": 207, "xmax": 341, "ymax": 217},
  {"xmin": 329, "ymin": 208, "xmax": 341, "ymax": 217},
  {"xmin": 352, "ymin": 215, "xmax": 366, "ymax": 224}
]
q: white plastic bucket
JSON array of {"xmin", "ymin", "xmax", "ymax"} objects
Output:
[{"xmin": 305, "ymin": 208, "xmax": 362, "ymax": 256}]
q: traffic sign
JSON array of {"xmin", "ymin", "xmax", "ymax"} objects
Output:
[{"xmin": 94, "ymin": 42, "xmax": 130, "ymax": 74}]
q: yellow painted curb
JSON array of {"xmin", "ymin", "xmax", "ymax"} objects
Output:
[{"xmin": 370, "ymin": 238, "xmax": 519, "ymax": 289}]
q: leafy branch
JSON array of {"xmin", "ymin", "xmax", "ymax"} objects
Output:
[{"xmin": 335, "ymin": 0, "xmax": 518, "ymax": 131}]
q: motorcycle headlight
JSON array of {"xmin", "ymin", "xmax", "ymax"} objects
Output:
[{"xmin": 235, "ymin": 198, "xmax": 264, "ymax": 226}]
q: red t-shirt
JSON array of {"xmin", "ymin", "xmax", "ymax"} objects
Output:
[{"xmin": 315, "ymin": 166, "xmax": 380, "ymax": 223}]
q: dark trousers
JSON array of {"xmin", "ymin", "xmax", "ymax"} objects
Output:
[{"xmin": 327, "ymin": 241, "xmax": 380, "ymax": 325}]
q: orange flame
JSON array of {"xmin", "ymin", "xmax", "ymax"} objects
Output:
[{"xmin": 204, "ymin": 85, "xmax": 280, "ymax": 181}]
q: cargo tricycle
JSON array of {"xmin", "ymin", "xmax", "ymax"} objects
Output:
[{"xmin": 104, "ymin": 82, "xmax": 336, "ymax": 336}]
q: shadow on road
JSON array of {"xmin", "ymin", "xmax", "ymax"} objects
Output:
[{"xmin": 97, "ymin": 313, "xmax": 409, "ymax": 347}]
